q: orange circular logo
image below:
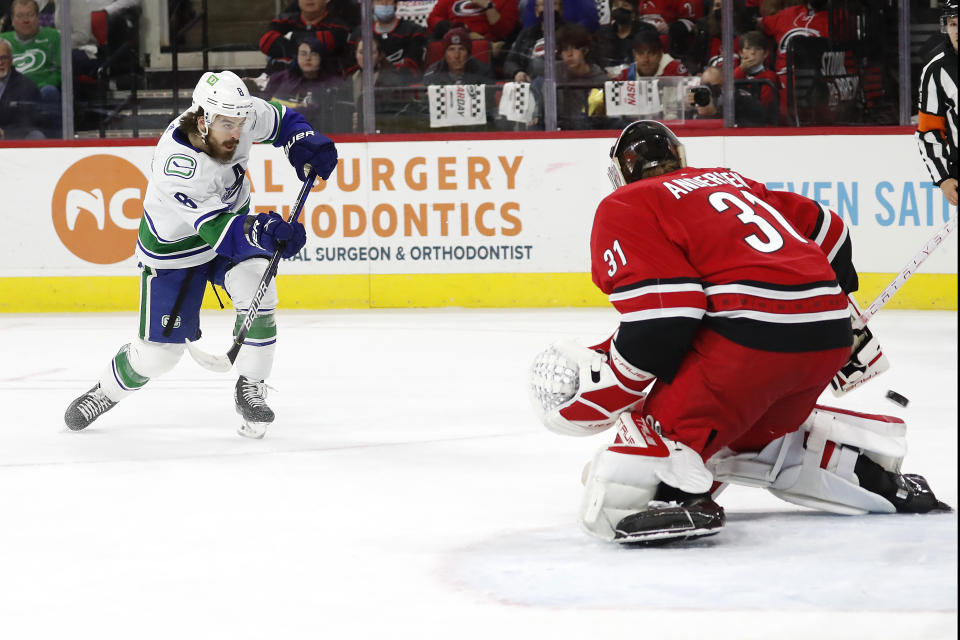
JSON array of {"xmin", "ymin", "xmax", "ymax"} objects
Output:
[{"xmin": 52, "ymin": 154, "xmax": 147, "ymax": 264}]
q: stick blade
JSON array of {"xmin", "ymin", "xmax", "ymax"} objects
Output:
[{"xmin": 185, "ymin": 339, "xmax": 234, "ymax": 373}]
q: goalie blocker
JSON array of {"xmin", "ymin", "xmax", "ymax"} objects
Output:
[{"xmin": 829, "ymin": 295, "xmax": 890, "ymax": 396}]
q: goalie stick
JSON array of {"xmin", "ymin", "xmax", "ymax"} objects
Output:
[
  {"xmin": 853, "ymin": 213, "xmax": 957, "ymax": 330},
  {"xmin": 186, "ymin": 170, "xmax": 318, "ymax": 373}
]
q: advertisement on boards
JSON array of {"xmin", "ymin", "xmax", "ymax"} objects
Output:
[{"xmin": 0, "ymin": 133, "xmax": 955, "ymax": 279}]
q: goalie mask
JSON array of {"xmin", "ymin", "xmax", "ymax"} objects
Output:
[
  {"xmin": 191, "ymin": 70, "xmax": 253, "ymax": 138},
  {"xmin": 608, "ymin": 120, "xmax": 686, "ymax": 189}
]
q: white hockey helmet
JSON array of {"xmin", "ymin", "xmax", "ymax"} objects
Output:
[{"xmin": 191, "ymin": 70, "xmax": 253, "ymax": 129}]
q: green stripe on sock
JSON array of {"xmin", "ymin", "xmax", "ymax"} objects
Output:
[
  {"xmin": 114, "ymin": 345, "xmax": 150, "ymax": 389},
  {"xmin": 233, "ymin": 313, "xmax": 277, "ymax": 340}
]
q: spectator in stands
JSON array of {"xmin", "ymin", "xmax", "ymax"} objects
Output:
[
  {"xmin": 520, "ymin": 0, "xmax": 597, "ymax": 32},
  {"xmin": 55, "ymin": 1, "xmax": 142, "ymax": 80},
  {"xmin": 735, "ymin": 29, "xmax": 777, "ymax": 115},
  {"xmin": 636, "ymin": 0, "xmax": 672, "ymax": 35},
  {"xmin": 1, "ymin": 0, "xmax": 59, "ymax": 134},
  {"xmin": 692, "ymin": 0, "xmax": 748, "ymax": 71},
  {"xmin": 0, "ymin": 35, "xmax": 42, "ymax": 138},
  {"xmin": 263, "ymin": 37, "xmax": 341, "ymax": 107},
  {"xmin": 554, "ymin": 23, "xmax": 607, "ymax": 129},
  {"xmin": 351, "ymin": 0, "xmax": 427, "ymax": 78},
  {"xmin": 593, "ymin": 0, "xmax": 658, "ymax": 77},
  {"xmin": 616, "ymin": 29, "xmax": 688, "ymax": 80},
  {"xmin": 423, "ymin": 26, "xmax": 493, "ymax": 84},
  {"xmin": 427, "ymin": 0, "xmax": 518, "ymax": 51},
  {"xmin": 0, "ymin": 0, "xmax": 50, "ymax": 32},
  {"xmin": 348, "ymin": 37, "xmax": 414, "ymax": 131},
  {"xmin": 504, "ymin": 0, "xmax": 568, "ymax": 83},
  {"xmin": 1, "ymin": 0, "xmax": 59, "ymax": 93},
  {"xmin": 260, "ymin": 0, "xmax": 352, "ymax": 75},
  {"xmin": 758, "ymin": 0, "xmax": 830, "ymax": 88},
  {"xmin": 686, "ymin": 57, "xmax": 775, "ymax": 126},
  {"xmin": 665, "ymin": 0, "xmax": 706, "ymax": 71},
  {"xmin": 687, "ymin": 64, "xmax": 723, "ymax": 118}
]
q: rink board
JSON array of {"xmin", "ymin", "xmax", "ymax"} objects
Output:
[{"xmin": 0, "ymin": 130, "xmax": 955, "ymax": 311}]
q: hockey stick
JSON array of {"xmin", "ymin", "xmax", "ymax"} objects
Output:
[
  {"xmin": 185, "ymin": 170, "xmax": 317, "ymax": 373},
  {"xmin": 853, "ymin": 213, "xmax": 957, "ymax": 330}
]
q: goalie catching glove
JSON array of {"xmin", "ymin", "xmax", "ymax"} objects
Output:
[
  {"xmin": 829, "ymin": 295, "xmax": 890, "ymax": 396},
  {"xmin": 528, "ymin": 335, "xmax": 654, "ymax": 436}
]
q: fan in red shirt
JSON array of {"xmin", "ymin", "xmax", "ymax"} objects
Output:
[
  {"xmin": 758, "ymin": 0, "xmax": 830, "ymax": 86},
  {"xmin": 259, "ymin": 0, "xmax": 352, "ymax": 74},
  {"xmin": 528, "ymin": 120, "xmax": 950, "ymax": 544},
  {"xmin": 427, "ymin": 0, "xmax": 518, "ymax": 44},
  {"xmin": 616, "ymin": 29, "xmax": 689, "ymax": 80}
]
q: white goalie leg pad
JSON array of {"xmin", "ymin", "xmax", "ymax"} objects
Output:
[
  {"xmin": 224, "ymin": 258, "xmax": 279, "ymax": 311},
  {"xmin": 579, "ymin": 412, "xmax": 714, "ymax": 541},
  {"xmin": 528, "ymin": 339, "xmax": 648, "ymax": 437},
  {"xmin": 709, "ymin": 406, "xmax": 907, "ymax": 515}
]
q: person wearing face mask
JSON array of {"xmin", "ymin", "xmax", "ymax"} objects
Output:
[
  {"xmin": 349, "ymin": 0, "xmax": 427, "ymax": 78},
  {"xmin": 504, "ymin": 0, "xmax": 569, "ymax": 83},
  {"xmin": 758, "ymin": 0, "xmax": 832, "ymax": 89},
  {"xmin": 593, "ymin": 0, "xmax": 659, "ymax": 77}
]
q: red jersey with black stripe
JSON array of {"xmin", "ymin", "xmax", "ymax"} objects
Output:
[
  {"xmin": 758, "ymin": 5, "xmax": 829, "ymax": 80},
  {"xmin": 590, "ymin": 166, "xmax": 853, "ymax": 381}
]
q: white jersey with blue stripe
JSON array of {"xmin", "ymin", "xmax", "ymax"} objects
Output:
[{"xmin": 135, "ymin": 97, "xmax": 290, "ymax": 270}]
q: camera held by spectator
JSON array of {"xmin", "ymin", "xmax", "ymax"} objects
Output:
[{"xmin": 690, "ymin": 84, "xmax": 716, "ymax": 108}]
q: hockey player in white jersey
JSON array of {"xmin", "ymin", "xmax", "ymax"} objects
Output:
[{"xmin": 64, "ymin": 70, "xmax": 338, "ymax": 438}]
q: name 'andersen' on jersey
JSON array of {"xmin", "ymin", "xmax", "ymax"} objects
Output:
[
  {"xmin": 590, "ymin": 167, "xmax": 855, "ymax": 381},
  {"xmin": 135, "ymin": 97, "xmax": 311, "ymax": 270}
]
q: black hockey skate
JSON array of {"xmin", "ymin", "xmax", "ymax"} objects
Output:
[
  {"xmin": 854, "ymin": 456, "xmax": 953, "ymax": 513},
  {"xmin": 614, "ymin": 483, "xmax": 726, "ymax": 544},
  {"xmin": 64, "ymin": 384, "xmax": 117, "ymax": 431},
  {"xmin": 234, "ymin": 376, "xmax": 274, "ymax": 439}
]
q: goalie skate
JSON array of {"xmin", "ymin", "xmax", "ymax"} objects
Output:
[
  {"xmin": 613, "ymin": 484, "xmax": 725, "ymax": 544},
  {"xmin": 64, "ymin": 384, "xmax": 117, "ymax": 431},
  {"xmin": 234, "ymin": 376, "xmax": 274, "ymax": 439}
]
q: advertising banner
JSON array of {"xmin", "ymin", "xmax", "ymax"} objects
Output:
[{"xmin": 0, "ymin": 132, "xmax": 955, "ymax": 287}]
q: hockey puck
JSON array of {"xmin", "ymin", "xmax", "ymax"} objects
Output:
[{"xmin": 885, "ymin": 390, "xmax": 909, "ymax": 408}]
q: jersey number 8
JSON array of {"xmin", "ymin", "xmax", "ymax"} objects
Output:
[{"xmin": 174, "ymin": 192, "xmax": 198, "ymax": 209}]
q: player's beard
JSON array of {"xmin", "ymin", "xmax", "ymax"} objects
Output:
[{"xmin": 209, "ymin": 138, "xmax": 238, "ymax": 162}]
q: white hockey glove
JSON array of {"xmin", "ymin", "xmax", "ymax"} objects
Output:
[
  {"xmin": 528, "ymin": 338, "xmax": 653, "ymax": 437},
  {"xmin": 829, "ymin": 297, "xmax": 890, "ymax": 396}
]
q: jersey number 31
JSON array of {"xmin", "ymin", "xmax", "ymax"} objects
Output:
[
  {"xmin": 708, "ymin": 190, "xmax": 807, "ymax": 254},
  {"xmin": 604, "ymin": 239, "xmax": 627, "ymax": 276}
]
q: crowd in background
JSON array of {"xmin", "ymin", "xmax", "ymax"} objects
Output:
[{"xmin": 0, "ymin": 0, "xmax": 939, "ymax": 136}]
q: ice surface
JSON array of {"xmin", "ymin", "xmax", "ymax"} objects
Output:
[{"xmin": 0, "ymin": 309, "xmax": 956, "ymax": 639}]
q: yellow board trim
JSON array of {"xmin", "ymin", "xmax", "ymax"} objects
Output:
[{"xmin": 0, "ymin": 273, "xmax": 955, "ymax": 312}]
